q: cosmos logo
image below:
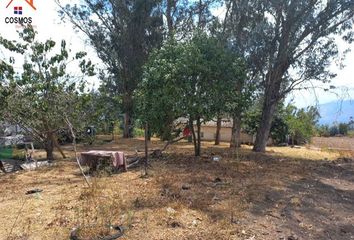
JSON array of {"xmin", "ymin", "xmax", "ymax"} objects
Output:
[{"xmin": 4, "ymin": 0, "xmax": 36, "ymax": 25}]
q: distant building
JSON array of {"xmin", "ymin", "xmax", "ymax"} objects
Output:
[
  {"xmin": 198, "ymin": 119, "xmax": 254, "ymax": 144},
  {"xmin": 175, "ymin": 118, "xmax": 254, "ymax": 144}
]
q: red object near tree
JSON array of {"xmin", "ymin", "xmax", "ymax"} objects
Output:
[{"xmin": 183, "ymin": 127, "xmax": 191, "ymax": 137}]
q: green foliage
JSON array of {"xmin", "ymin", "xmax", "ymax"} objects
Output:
[
  {"xmin": 271, "ymin": 116, "xmax": 289, "ymax": 144},
  {"xmin": 319, "ymin": 123, "xmax": 350, "ymax": 137},
  {"xmin": 60, "ymin": 0, "xmax": 165, "ymax": 137},
  {"xmin": 244, "ymin": 103, "xmax": 319, "ymax": 145},
  {"xmin": 243, "ymin": 107, "xmax": 261, "ymax": 136},
  {"xmin": 0, "ymin": 26, "xmax": 95, "ymax": 159},
  {"xmin": 317, "ymin": 125, "xmax": 331, "ymax": 137},
  {"xmin": 80, "ymin": 86, "xmax": 121, "ymax": 135},
  {"xmin": 244, "ymin": 104, "xmax": 290, "ymax": 144},
  {"xmin": 133, "ymin": 128, "xmax": 145, "ymax": 137},
  {"xmin": 329, "ymin": 125, "xmax": 339, "ymax": 136},
  {"xmin": 137, "ymin": 32, "xmax": 247, "ymax": 155},
  {"xmin": 285, "ymin": 105, "xmax": 319, "ymax": 144},
  {"xmin": 224, "ymin": 0, "xmax": 354, "ymax": 151},
  {"xmin": 338, "ymin": 123, "xmax": 349, "ymax": 135}
]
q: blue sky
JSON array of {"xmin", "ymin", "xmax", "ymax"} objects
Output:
[{"xmin": 1, "ymin": 0, "xmax": 353, "ymax": 108}]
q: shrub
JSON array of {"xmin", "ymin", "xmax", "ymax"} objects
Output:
[
  {"xmin": 338, "ymin": 123, "xmax": 349, "ymax": 135},
  {"xmin": 329, "ymin": 125, "xmax": 339, "ymax": 136},
  {"xmin": 133, "ymin": 128, "xmax": 145, "ymax": 137}
]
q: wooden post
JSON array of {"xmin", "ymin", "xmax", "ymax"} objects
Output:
[
  {"xmin": 31, "ymin": 142, "xmax": 37, "ymax": 168},
  {"xmin": 65, "ymin": 117, "xmax": 90, "ymax": 187}
]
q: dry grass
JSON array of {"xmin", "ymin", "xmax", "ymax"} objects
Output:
[
  {"xmin": 0, "ymin": 138, "xmax": 353, "ymax": 240},
  {"xmin": 312, "ymin": 136, "xmax": 354, "ymax": 151}
]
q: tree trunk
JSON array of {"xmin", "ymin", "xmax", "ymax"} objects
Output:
[
  {"xmin": 215, "ymin": 116, "xmax": 221, "ymax": 145},
  {"xmin": 253, "ymin": 95, "xmax": 278, "ymax": 152},
  {"xmin": 45, "ymin": 133, "xmax": 54, "ymax": 161},
  {"xmin": 166, "ymin": 0, "xmax": 174, "ymax": 36},
  {"xmin": 195, "ymin": 117, "xmax": 201, "ymax": 156},
  {"xmin": 230, "ymin": 114, "xmax": 241, "ymax": 149},
  {"xmin": 144, "ymin": 122, "xmax": 149, "ymax": 176},
  {"xmin": 253, "ymin": 66, "xmax": 286, "ymax": 152},
  {"xmin": 111, "ymin": 122, "xmax": 115, "ymax": 141},
  {"xmin": 123, "ymin": 95, "xmax": 133, "ymax": 138},
  {"xmin": 147, "ymin": 126, "xmax": 151, "ymax": 141},
  {"xmin": 190, "ymin": 118, "xmax": 197, "ymax": 155},
  {"xmin": 53, "ymin": 134, "xmax": 66, "ymax": 159},
  {"xmin": 123, "ymin": 112, "xmax": 132, "ymax": 138}
]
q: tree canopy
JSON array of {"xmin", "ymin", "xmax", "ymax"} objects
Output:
[
  {"xmin": 137, "ymin": 33, "xmax": 246, "ymax": 156},
  {"xmin": 0, "ymin": 27, "xmax": 94, "ymax": 160},
  {"xmin": 224, "ymin": 0, "xmax": 354, "ymax": 152}
]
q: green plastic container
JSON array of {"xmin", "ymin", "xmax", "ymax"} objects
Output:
[{"xmin": 0, "ymin": 146, "xmax": 13, "ymax": 159}]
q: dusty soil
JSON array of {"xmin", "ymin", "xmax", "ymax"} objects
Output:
[{"xmin": 0, "ymin": 138, "xmax": 353, "ymax": 240}]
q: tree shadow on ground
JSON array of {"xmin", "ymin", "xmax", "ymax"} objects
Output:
[{"xmin": 146, "ymin": 148, "xmax": 354, "ymax": 240}]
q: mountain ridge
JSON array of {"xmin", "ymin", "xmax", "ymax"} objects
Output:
[{"xmin": 317, "ymin": 100, "xmax": 354, "ymax": 125}]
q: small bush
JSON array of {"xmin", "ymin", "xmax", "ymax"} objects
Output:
[
  {"xmin": 329, "ymin": 125, "xmax": 339, "ymax": 136},
  {"xmin": 133, "ymin": 128, "xmax": 144, "ymax": 137},
  {"xmin": 338, "ymin": 123, "xmax": 349, "ymax": 135}
]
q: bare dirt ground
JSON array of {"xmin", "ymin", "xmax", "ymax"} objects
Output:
[{"xmin": 1, "ymin": 138, "xmax": 354, "ymax": 240}]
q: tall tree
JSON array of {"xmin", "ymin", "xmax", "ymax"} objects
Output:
[
  {"xmin": 82, "ymin": 74, "xmax": 122, "ymax": 138},
  {"xmin": 226, "ymin": 0, "xmax": 354, "ymax": 152},
  {"xmin": 58, "ymin": 0, "xmax": 164, "ymax": 138},
  {"xmin": 164, "ymin": 0, "xmax": 219, "ymax": 38},
  {"xmin": 138, "ymin": 33, "xmax": 245, "ymax": 156},
  {"xmin": 210, "ymin": 1, "xmax": 258, "ymax": 149}
]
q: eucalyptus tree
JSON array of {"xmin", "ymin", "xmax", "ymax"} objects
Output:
[
  {"xmin": 209, "ymin": 5, "xmax": 256, "ymax": 148},
  {"xmin": 84, "ymin": 81, "xmax": 121, "ymax": 137},
  {"xmin": 57, "ymin": 0, "xmax": 164, "ymax": 138},
  {"xmin": 0, "ymin": 27, "xmax": 94, "ymax": 160},
  {"xmin": 225, "ymin": 0, "xmax": 354, "ymax": 152}
]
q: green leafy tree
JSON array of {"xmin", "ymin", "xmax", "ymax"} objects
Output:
[
  {"xmin": 329, "ymin": 125, "xmax": 339, "ymax": 136},
  {"xmin": 285, "ymin": 105, "xmax": 319, "ymax": 145},
  {"xmin": 225, "ymin": 0, "xmax": 354, "ymax": 152},
  {"xmin": 317, "ymin": 124, "xmax": 330, "ymax": 137},
  {"xmin": 338, "ymin": 123, "xmax": 349, "ymax": 135},
  {"xmin": 244, "ymin": 103, "xmax": 289, "ymax": 145},
  {"xmin": 165, "ymin": 0, "xmax": 220, "ymax": 38},
  {"xmin": 58, "ymin": 0, "xmax": 164, "ymax": 138},
  {"xmin": 83, "ymin": 79, "xmax": 122, "ymax": 138},
  {"xmin": 244, "ymin": 103, "xmax": 319, "ymax": 145},
  {"xmin": 0, "ymin": 27, "xmax": 94, "ymax": 160},
  {"xmin": 137, "ymin": 33, "xmax": 245, "ymax": 156}
]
